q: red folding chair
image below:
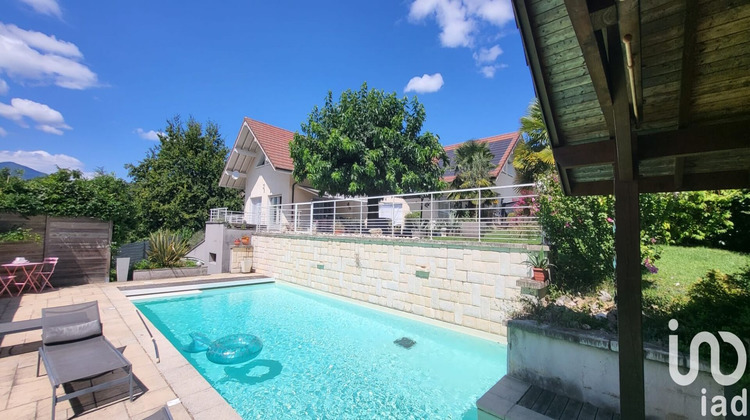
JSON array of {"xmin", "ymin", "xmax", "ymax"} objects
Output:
[
  {"xmin": 0, "ymin": 275, "xmax": 15, "ymax": 297},
  {"xmin": 34, "ymin": 257, "xmax": 58, "ymax": 292}
]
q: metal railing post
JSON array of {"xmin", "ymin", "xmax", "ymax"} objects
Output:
[
  {"xmin": 333, "ymin": 201, "xmax": 337, "ymax": 235},
  {"xmin": 359, "ymin": 201, "xmax": 363, "ymax": 235},
  {"xmin": 309, "ymin": 203, "xmax": 314, "ymax": 234},
  {"xmin": 478, "ymin": 189, "xmax": 482, "ymax": 242},
  {"xmin": 294, "ymin": 204, "xmax": 298, "ymax": 232},
  {"xmin": 429, "ymin": 193, "xmax": 434, "ymax": 240}
]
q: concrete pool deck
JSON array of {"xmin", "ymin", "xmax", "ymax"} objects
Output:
[{"xmin": 0, "ymin": 273, "xmax": 265, "ymax": 419}]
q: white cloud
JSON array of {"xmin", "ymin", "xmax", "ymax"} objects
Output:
[
  {"xmin": 135, "ymin": 128, "xmax": 162, "ymax": 141},
  {"xmin": 479, "ymin": 63, "xmax": 508, "ymax": 78},
  {"xmin": 18, "ymin": 0, "xmax": 62, "ymax": 19},
  {"xmin": 0, "ymin": 127, "xmax": 6, "ymax": 137},
  {"xmin": 0, "ymin": 23, "xmax": 98, "ymax": 89},
  {"xmin": 473, "ymin": 44, "xmax": 502, "ymax": 63},
  {"xmin": 404, "ymin": 73, "xmax": 444, "ymax": 93},
  {"xmin": 408, "ymin": 0, "xmax": 514, "ymax": 48},
  {"xmin": 409, "ymin": 0, "xmax": 474, "ymax": 47},
  {"xmin": 465, "ymin": 0, "xmax": 514, "ymax": 26},
  {"xmin": 0, "ymin": 79, "xmax": 7, "ymax": 95},
  {"xmin": 0, "ymin": 97, "xmax": 71, "ymax": 135},
  {"xmin": 0, "ymin": 150, "xmax": 83, "ymax": 174}
]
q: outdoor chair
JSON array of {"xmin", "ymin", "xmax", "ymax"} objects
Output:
[
  {"xmin": 34, "ymin": 257, "xmax": 58, "ymax": 291},
  {"xmin": 36, "ymin": 301, "xmax": 134, "ymax": 420},
  {"xmin": 0, "ymin": 275, "xmax": 15, "ymax": 297}
]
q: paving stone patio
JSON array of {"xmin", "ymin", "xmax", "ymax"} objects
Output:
[{"xmin": 0, "ymin": 273, "xmax": 259, "ymax": 419}]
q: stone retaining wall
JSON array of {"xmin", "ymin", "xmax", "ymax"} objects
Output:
[{"xmin": 251, "ymin": 234, "xmax": 543, "ymax": 336}]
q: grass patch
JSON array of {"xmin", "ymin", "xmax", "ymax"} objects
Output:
[{"xmin": 643, "ymin": 246, "xmax": 750, "ymax": 303}]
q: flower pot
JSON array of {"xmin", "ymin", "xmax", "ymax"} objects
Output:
[
  {"xmin": 234, "ymin": 239, "xmax": 241, "ymax": 246},
  {"xmin": 241, "ymin": 236, "xmax": 250, "ymax": 245},
  {"xmin": 532, "ymin": 268, "xmax": 547, "ymax": 282}
]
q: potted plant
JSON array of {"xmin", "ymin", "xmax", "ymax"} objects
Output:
[
  {"xmin": 523, "ymin": 250, "xmax": 553, "ymax": 282},
  {"xmin": 233, "ymin": 238, "xmax": 241, "ymax": 246},
  {"xmin": 240, "ymin": 235, "xmax": 250, "ymax": 245},
  {"xmin": 333, "ymin": 221, "xmax": 345, "ymax": 235}
]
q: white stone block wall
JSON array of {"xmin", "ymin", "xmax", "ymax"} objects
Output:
[{"xmin": 251, "ymin": 234, "xmax": 540, "ymax": 336}]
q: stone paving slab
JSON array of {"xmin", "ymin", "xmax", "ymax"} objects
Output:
[{"xmin": 0, "ymin": 273, "xmax": 250, "ymax": 419}]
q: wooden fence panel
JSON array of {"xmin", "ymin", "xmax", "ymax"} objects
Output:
[
  {"xmin": 45, "ymin": 217, "xmax": 112, "ymax": 286},
  {"xmin": 0, "ymin": 214, "xmax": 112, "ymax": 286}
]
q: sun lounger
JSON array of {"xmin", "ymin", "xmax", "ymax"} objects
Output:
[{"xmin": 36, "ymin": 301, "xmax": 134, "ymax": 420}]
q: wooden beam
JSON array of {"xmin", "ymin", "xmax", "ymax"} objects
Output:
[
  {"xmin": 565, "ymin": 0, "xmax": 615, "ymax": 137},
  {"xmin": 512, "ymin": 0, "xmax": 572, "ymax": 194},
  {"xmin": 617, "ymin": 0, "xmax": 641, "ymax": 121},
  {"xmin": 553, "ymin": 140, "xmax": 615, "ymax": 168},
  {"xmin": 569, "ymin": 170, "xmax": 750, "ymax": 195},
  {"xmin": 224, "ymin": 170, "xmax": 246, "ymax": 179},
  {"xmin": 591, "ymin": 5, "xmax": 618, "ymax": 31},
  {"xmin": 613, "ymin": 172, "xmax": 645, "ymax": 420},
  {"xmin": 677, "ymin": 0, "xmax": 699, "ymax": 126},
  {"xmin": 233, "ymin": 148, "xmax": 257, "ymax": 158},
  {"xmin": 609, "ymin": 27, "xmax": 636, "ymax": 181},
  {"xmin": 637, "ymin": 121, "xmax": 750, "ymax": 160},
  {"xmin": 673, "ymin": 158, "xmax": 685, "ymax": 189}
]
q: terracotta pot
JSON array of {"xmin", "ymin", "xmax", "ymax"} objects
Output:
[
  {"xmin": 532, "ymin": 268, "xmax": 547, "ymax": 282},
  {"xmin": 234, "ymin": 239, "xmax": 241, "ymax": 246},
  {"xmin": 241, "ymin": 237, "xmax": 250, "ymax": 245}
]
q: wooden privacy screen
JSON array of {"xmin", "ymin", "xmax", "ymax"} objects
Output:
[{"xmin": 0, "ymin": 214, "xmax": 112, "ymax": 286}]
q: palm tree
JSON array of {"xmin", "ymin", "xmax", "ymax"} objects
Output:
[
  {"xmin": 513, "ymin": 99, "xmax": 555, "ymax": 184},
  {"xmin": 448, "ymin": 140, "xmax": 496, "ymax": 217}
]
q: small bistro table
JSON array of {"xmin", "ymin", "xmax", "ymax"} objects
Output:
[{"xmin": 2, "ymin": 261, "xmax": 42, "ymax": 295}]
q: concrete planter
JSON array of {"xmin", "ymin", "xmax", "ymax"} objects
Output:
[
  {"xmin": 505, "ymin": 320, "xmax": 723, "ymax": 418},
  {"xmin": 116, "ymin": 257, "xmax": 130, "ymax": 282},
  {"xmin": 132, "ymin": 266, "xmax": 207, "ymax": 281}
]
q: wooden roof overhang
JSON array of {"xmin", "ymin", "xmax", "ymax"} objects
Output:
[
  {"xmin": 512, "ymin": 0, "xmax": 750, "ymax": 418},
  {"xmin": 513, "ymin": 0, "xmax": 750, "ymax": 196}
]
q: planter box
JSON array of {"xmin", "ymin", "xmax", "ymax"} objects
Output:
[
  {"xmin": 506, "ymin": 320, "xmax": 724, "ymax": 418},
  {"xmin": 132, "ymin": 266, "xmax": 207, "ymax": 281}
]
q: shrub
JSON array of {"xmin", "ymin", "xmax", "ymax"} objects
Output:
[
  {"xmin": 0, "ymin": 226, "xmax": 41, "ymax": 243},
  {"xmin": 146, "ymin": 230, "xmax": 190, "ymax": 268},
  {"xmin": 536, "ymin": 172, "xmax": 662, "ymax": 292}
]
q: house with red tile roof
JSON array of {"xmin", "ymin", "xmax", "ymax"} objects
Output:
[
  {"xmin": 219, "ymin": 118, "xmax": 319, "ymax": 226},
  {"xmin": 440, "ymin": 132, "xmax": 521, "ymax": 194},
  {"xmin": 219, "ymin": 118, "xmax": 523, "ymax": 225}
]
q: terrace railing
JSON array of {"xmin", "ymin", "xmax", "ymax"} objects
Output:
[{"xmin": 209, "ymin": 184, "xmax": 542, "ymax": 244}]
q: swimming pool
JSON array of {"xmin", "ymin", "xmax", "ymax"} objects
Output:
[{"xmin": 134, "ymin": 283, "xmax": 507, "ymax": 419}]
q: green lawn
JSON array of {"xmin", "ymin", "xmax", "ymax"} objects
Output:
[{"xmin": 643, "ymin": 246, "xmax": 750, "ymax": 302}]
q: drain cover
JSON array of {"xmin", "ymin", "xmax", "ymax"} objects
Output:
[{"xmin": 394, "ymin": 337, "xmax": 416, "ymax": 349}]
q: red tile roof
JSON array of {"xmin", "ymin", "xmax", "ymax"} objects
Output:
[
  {"xmin": 244, "ymin": 117, "xmax": 296, "ymax": 171},
  {"xmin": 441, "ymin": 132, "xmax": 520, "ymax": 182}
]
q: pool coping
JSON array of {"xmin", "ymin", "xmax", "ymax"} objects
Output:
[{"xmin": 120, "ymin": 277, "xmax": 274, "ymax": 297}]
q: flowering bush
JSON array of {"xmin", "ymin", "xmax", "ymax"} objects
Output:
[{"xmin": 536, "ymin": 172, "xmax": 662, "ymax": 292}]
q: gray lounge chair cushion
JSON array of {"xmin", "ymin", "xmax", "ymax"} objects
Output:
[
  {"xmin": 42, "ymin": 319, "xmax": 102, "ymax": 345},
  {"xmin": 42, "ymin": 335, "xmax": 130, "ymax": 386}
]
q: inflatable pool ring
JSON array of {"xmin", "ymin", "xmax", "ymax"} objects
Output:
[
  {"xmin": 183, "ymin": 332, "xmax": 212, "ymax": 353},
  {"xmin": 206, "ymin": 334, "xmax": 263, "ymax": 365}
]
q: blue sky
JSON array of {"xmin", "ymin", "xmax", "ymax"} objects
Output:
[{"xmin": 0, "ymin": 0, "xmax": 535, "ymax": 178}]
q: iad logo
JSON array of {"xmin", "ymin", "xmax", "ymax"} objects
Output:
[{"xmin": 668, "ymin": 319, "xmax": 748, "ymax": 417}]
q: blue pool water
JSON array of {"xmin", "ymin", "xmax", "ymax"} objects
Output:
[{"xmin": 134, "ymin": 283, "xmax": 507, "ymax": 419}]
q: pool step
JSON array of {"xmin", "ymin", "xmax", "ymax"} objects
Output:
[{"xmin": 477, "ymin": 376, "xmax": 620, "ymax": 420}]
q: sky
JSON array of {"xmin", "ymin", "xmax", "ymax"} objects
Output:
[{"xmin": 0, "ymin": 0, "xmax": 536, "ymax": 179}]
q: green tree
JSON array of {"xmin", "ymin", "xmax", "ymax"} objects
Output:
[
  {"xmin": 126, "ymin": 116, "xmax": 242, "ymax": 236},
  {"xmin": 448, "ymin": 140, "xmax": 496, "ymax": 217},
  {"xmin": 0, "ymin": 168, "xmax": 137, "ymax": 244},
  {"xmin": 514, "ymin": 98, "xmax": 555, "ymax": 184},
  {"xmin": 290, "ymin": 83, "xmax": 447, "ymax": 217}
]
